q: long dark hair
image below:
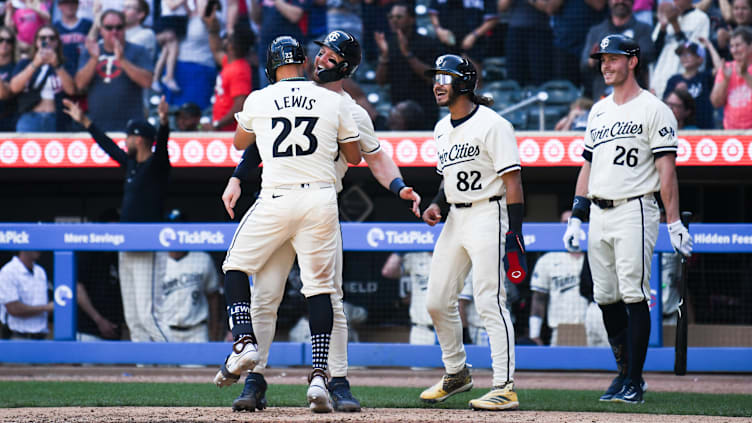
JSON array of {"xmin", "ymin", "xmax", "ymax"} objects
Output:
[
  {"xmin": 470, "ymin": 92, "xmax": 494, "ymax": 107},
  {"xmin": 0, "ymin": 26, "xmax": 17, "ymax": 65},
  {"xmin": 668, "ymin": 88, "xmax": 696, "ymax": 127},
  {"xmin": 30, "ymin": 25, "xmax": 65, "ymax": 67}
]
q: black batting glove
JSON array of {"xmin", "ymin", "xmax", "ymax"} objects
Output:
[{"xmin": 504, "ymin": 231, "xmax": 527, "ymax": 284}]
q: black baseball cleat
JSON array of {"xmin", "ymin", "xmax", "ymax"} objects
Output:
[
  {"xmin": 232, "ymin": 372, "xmax": 267, "ymax": 412},
  {"xmin": 329, "ymin": 377, "xmax": 361, "ymax": 412},
  {"xmin": 600, "ymin": 376, "xmax": 647, "ymax": 402},
  {"xmin": 599, "ymin": 375, "xmax": 626, "ymax": 402},
  {"xmin": 611, "ymin": 381, "xmax": 644, "ymax": 404}
]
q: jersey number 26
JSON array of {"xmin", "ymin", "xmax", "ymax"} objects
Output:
[{"xmin": 613, "ymin": 145, "xmax": 638, "ymax": 167}]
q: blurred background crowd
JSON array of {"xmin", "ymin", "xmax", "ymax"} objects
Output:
[{"xmin": 1, "ymin": 0, "xmax": 751, "ymax": 134}]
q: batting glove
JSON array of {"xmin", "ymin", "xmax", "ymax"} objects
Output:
[
  {"xmin": 504, "ymin": 231, "xmax": 527, "ymax": 284},
  {"xmin": 563, "ymin": 217, "xmax": 583, "ymax": 252},
  {"xmin": 668, "ymin": 220, "xmax": 693, "ymax": 257}
]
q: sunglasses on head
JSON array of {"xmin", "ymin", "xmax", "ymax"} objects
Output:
[{"xmin": 103, "ymin": 24, "xmax": 124, "ymax": 31}]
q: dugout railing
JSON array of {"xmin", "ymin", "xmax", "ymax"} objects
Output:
[{"xmin": 0, "ymin": 222, "xmax": 750, "ymax": 372}]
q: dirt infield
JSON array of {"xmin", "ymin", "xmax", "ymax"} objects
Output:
[{"xmin": 0, "ymin": 366, "xmax": 750, "ymax": 422}]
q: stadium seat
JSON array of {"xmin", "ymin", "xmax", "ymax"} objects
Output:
[
  {"xmin": 539, "ymin": 79, "xmax": 580, "ymax": 106},
  {"xmin": 479, "ymin": 80, "xmax": 521, "ymax": 104},
  {"xmin": 527, "ymin": 104, "xmax": 569, "ymax": 130},
  {"xmin": 499, "ymin": 109, "xmax": 527, "ymax": 129}
]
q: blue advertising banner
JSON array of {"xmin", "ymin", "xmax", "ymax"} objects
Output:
[{"xmin": 1, "ymin": 223, "xmax": 749, "ymax": 252}]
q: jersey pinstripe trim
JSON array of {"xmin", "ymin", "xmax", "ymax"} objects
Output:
[
  {"xmin": 362, "ymin": 144, "xmax": 381, "ymax": 154},
  {"xmin": 339, "ymin": 134, "xmax": 360, "ymax": 143},
  {"xmin": 638, "ymin": 197, "xmax": 648, "ymax": 302},
  {"xmin": 225, "ymin": 199, "xmax": 262, "ymax": 263},
  {"xmin": 651, "ymin": 146, "xmax": 678, "ymax": 153},
  {"xmin": 234, "ymin": 113, "xmax": 254, "ymax": 133},
  {"xmin": 496, "ymin": 164, "xmax": 521, "ymax": 175},
  {"xmin": 495, "ymin": 198, "xmax": 512, "ymax": 382}
]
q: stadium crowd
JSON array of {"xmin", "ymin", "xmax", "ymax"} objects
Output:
[{"xmin": 0, "ymin": 0, "xmax": 750, "ymax": 132}]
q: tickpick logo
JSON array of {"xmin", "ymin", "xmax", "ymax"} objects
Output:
[
  {"xmin": 367, "ymin": 228, "xmax": 385, "ymax": 247},
  {"xmin": 159, "ymin": 227, "xmax": 177, "ymax": 247}
]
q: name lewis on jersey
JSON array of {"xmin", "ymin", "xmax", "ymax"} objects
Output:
[
  {"xmin": 589, "ymin": 121, "xmax": 643, "ymax": 142},
  {"xmin": 274, "ymin": 95, "xmax": 316, "ymax": 110},
  {"xmin": 437, "ymin": 142, "xmax": 480, "ymax": 167}
]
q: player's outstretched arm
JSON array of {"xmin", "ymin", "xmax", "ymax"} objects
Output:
[{"xmin": 363, "ymin": 150, "xmax": 422, "ymax": 217}]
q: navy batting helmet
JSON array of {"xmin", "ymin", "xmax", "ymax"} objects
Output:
[
  {"xmin": 424, "ymin": 54, "xmax": 477, "ymax": 94},
  {"xmin": 590, "ymin": 34, "xmax": 640, "ymax": 63},
  {"xmin": 265, "ymin": 35, "xmax": 306, "ymax": 83},
  {"xmin": 314, "ymin": 30, "xmax": 361, "ymax": 82}
]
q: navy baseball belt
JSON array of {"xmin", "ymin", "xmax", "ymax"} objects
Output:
[
  {"xmin": 452, "ymin": 195, "xmax": 503, "ymax": 209},
  {"xmin": 591, "ymin": 195, "xmax": 644, "ymax": 209},
  {"xmin": 273, "ymin": 182, "xmax": 334, "ymax": 190}
]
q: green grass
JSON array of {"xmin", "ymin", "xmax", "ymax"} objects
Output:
[{"xmin": 0, "ymin": 382, "xmax": 750, "ymax": 417}]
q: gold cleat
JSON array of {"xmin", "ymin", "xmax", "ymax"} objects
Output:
[
  {"xmin": 419, "ymin": 366, "xmax": 473, "ymax": 403},
  {"xmin": 468, "ymin": 381, "xmax": 519, "ymax": 411}
]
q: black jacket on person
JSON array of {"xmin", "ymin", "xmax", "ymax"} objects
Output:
[{"xmin": 88, "ymin": 123, "xmax": 171, "ymax": 222}]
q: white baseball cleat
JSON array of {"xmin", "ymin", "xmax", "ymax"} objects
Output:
[
  {"xmin": 213, "ymin": 336, "xmax": 260, "ymax": 388},
  {"xmin": 307, "ymin": 369, "xmax": 333, "ymax": 413}
]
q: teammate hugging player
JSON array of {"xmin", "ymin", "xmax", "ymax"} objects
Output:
[
  {"xmin": 562, "ymin": 34, "xmax": 693, "ymax": 404},
  {"xmin": 420, "ymin": 54, "xmax": 527, "ymax": 411},
  {"xmin": 213, "ymin": 35, "xmax": 362, "ymax": 414},
  {"xmin": 220, "ymin": 30, "xmax": 422, "ymax": 413}
]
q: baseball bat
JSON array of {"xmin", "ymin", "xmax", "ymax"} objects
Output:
[{"xmin": 674, "ymin": 211, "xmax": 692, "ymax": 376}]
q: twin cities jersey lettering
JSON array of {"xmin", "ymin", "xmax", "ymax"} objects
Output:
[
  {"xmin": 434, "ymin": 106, "xmax": 520, "ymax": 204},
  {"xmin": 235, "ymin": 80, "xmax": 360, "ymax": 189},
  {"xmin": 584, "ymin": 90, "xmax": 678, "ymax": 200}
]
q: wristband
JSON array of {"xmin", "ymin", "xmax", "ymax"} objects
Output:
[
  {"xmin": 389, "ymin": 177, "xmax": 407, "ymax": 196},
  {"xmin": 507, "ymin": 203, "xmax": 524, "ymax": 234},
  {"xmin": 529, "ymin": 315, "xmax": 543, "ymax": 339},
  {"xmin": 571, "ymin": 195, "xmax": 590, "ymax": 222}
]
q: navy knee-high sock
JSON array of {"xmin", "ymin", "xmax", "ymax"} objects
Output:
[
  {"xmin": 600, "ymin": 301, "xmax": 629, "ymax": 377},
  {"xmin": 627, "ymin": 301, "xmax": 650, "ymax": 385},
  {"xmin": 224, "ymin": 270, "xmax": 255, "ymax": 342},
  {"xmin": 306, "ymin": 294, "xmax": 333, "ymax": 372}
]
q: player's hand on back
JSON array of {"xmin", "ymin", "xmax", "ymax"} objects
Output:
[
  {"xmin": 222, "ymin": 177, "xmax": 242, "ymax": 219},
  {"xmin": 399, "ymin": 187, "xmax": 421, "ymax": 217},
  {"xmin": 563, "ymin": 217, "xmax": 583, "ymax": 252},
  {"xmin": 422, "ymin": 203, "xmax": 442, "ymax": 226},
  {"xmin": 667, "ymin": 220, "xmax": 693, "ymax": 257}
]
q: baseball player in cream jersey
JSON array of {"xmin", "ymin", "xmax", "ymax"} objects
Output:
[
  {"xmin": 214, "ymin": 35, "xmax": 362, "ymax": 414},
  {"xmin": 420, "ymin": 54, "xmax": 527, "ymax": 411},
  {"xmin": 220, "ymin": 31, "xmax": 421, "ymax": 413},
  {"xmin": 153, "ymin": 250, "xmax": 220, "ymax": 343},
  {"xmin": 382, "ymin": 252, "xmax": 436, "ymax": 345},
  {"xmin": 563, "ymin": 34, "xmax": 693, "ymax": 404}
]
